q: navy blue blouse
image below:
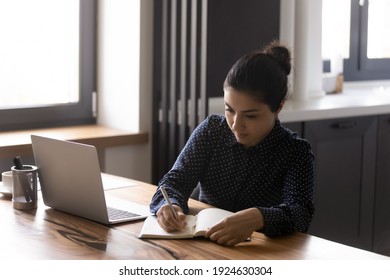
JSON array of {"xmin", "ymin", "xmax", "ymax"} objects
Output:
[{"xmin": 150, "ymin": 115, "xmax": 315, "ymax": 237}]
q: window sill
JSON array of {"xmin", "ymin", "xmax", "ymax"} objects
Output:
[{"xmin": 0, "ymin": 124, "xmax": 149, "ymax": 158}]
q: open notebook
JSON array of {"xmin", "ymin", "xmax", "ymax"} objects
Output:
[{"xmin": 139, "ymin": 208, "xmax": 234, "ymax": 239}]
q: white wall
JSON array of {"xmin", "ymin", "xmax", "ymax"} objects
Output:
[{"xmin": 97, "ymin": 0, "xmax": 153, "ymax": 183}]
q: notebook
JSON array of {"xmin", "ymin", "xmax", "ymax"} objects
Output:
[
  {"xmin": 139, "ymin": 208, "xmax": 234, "ymax": 239},
  {"xmin": 31, "ymin": 135, "xmax": 150, "ymax": 224}
]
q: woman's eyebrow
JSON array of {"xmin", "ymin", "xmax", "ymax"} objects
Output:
[
  {"xmin": 224, "ymin": 101, "xmax": 261, "ymax": 113},
  {"xmin": 224, "ymin": 101, "xmax": 232, "ymax": 108}
]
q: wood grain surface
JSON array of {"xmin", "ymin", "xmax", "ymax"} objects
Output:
[{"xmin": 0, "ymin": 175, "xmax": 388, "ymax": 260}]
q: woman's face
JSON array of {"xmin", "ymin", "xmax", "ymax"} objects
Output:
[{"xmin": 224, "ymin": 88, "xmax": 281, "ymax": 148}]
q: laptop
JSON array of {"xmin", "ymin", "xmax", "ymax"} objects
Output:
[{"xmin": 31, "ymin": 135, "xmax": 150, "ymax": 224}]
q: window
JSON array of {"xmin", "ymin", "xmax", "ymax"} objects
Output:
[
  {"xmin": 367, "ymin": 0, "xmax": 390, "ymax": 59},
  {"xmin": 322, "ymin": 0, "xmax": 390, "ymax": 81},
  {"xmin": 0, "ymin": 0, "xmax": 96, "ymax": 131}
]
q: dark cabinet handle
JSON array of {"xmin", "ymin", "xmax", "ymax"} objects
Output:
[{"xmin": 331, "ymin": 121, "xmax": 356, "ymax": 129}]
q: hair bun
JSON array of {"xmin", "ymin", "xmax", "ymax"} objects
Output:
[{"xmin": 262, "ymin": 41, "xmax": 292, "ymax": 76}]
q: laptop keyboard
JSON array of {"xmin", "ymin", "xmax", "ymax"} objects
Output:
[{"xmin": 107, "ymin": 207, "xmax": 140, "ymax": 221}]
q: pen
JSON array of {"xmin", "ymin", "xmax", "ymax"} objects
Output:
[
  {"xmin": 13, "ymin": 156, "xmax": 32, "ymax": 202},
  {"xmin": 160, "ymin": 186, "xmax": 178, "ymax": 219}
]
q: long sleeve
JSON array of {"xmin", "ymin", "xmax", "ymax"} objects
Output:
[{"xmin": 257, "ymin": 139, "xmax": 315, "ymax": 236}]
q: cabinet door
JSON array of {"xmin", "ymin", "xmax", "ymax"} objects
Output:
[
  {"xmin": 207, "ymin": 0, "xmax": 280, "ymax": 98},
  {"xmin": 305, "ymin": 116, "xmax": 377, "ymax": 251},
  {"xmin": 374, "ymin": 114, "xmax": 390, "ymax": 255},
  {"xmin": 282, "ymin": 122, "xmax": 303, "ymax": 137}
]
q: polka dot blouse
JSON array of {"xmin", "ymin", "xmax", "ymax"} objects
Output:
[{"xmin": 150, "ymin": 115, "xmax": 315, "ymax": 237}]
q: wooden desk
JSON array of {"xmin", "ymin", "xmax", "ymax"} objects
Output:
[{"xmin": 0, "ymin": 176, "xmax": 388, "ymax": 260}]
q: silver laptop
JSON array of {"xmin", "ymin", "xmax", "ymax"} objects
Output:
[{"xmin": 31, "ymin": 135, "xmax": 150, "ymax": 224}]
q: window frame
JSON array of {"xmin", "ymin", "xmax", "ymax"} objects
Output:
[
  {"xmin": 0, "ymin": 0, "xmax": 97, "ymax": 131},
  {"xmin": 343, "ymin": 0, "xmax": 390, "ymax": 81}
]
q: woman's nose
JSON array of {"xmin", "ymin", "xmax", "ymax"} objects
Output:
[{"xmin": 232, "ymin": 115, "xmax": 244, "ymax": 131}]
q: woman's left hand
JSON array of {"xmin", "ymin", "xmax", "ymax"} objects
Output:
[{"xmin": 204, "ymin": 208, "xmax": 264, "ymax": 246}]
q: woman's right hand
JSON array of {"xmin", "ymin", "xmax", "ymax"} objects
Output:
[{"xmin": 156, "ymin": 204, "xmax": 187, "ymax": 232}]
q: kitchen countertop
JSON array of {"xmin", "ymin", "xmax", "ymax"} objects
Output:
[{"xmin": 208, "ymin": 81, "xmax": 390, "ymax": 123}]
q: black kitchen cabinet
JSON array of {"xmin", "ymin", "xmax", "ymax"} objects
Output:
[
  {"xmin": 281, "ymin": 121, "xmax": 303, "ymax": 137},
  {"xmin": 373, "ymin": 114, "xmax": 390, "ymax": 255},
  {"xmin": 206, "ymin": 0, "xmax": 280, "ymax": 98},
  {"xmin": 305, "ymin": 116, "xmax": 377, "ymax": 251}
]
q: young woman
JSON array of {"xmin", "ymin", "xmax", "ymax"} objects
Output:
[{"xmin": 150, "ymin": 41, "xmax": 315, "ymax": 246}]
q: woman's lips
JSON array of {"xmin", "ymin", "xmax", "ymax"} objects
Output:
[{"xmin": 235, "ymin": 132, "xmax": 248, "ymax": 139}]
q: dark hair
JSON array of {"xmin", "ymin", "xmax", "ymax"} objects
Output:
[{"xmin": 223, "ymin": 40, "xmax": 291, "ymax": 112}]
